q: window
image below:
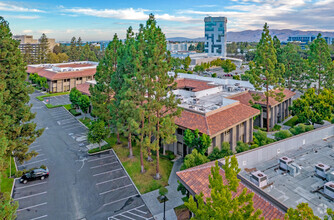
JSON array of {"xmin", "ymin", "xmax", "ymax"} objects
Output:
[
  {"xmin": 212, "ymin": 137, "xmax": 216, "ymax": 147},
  {"xmin": 64, "ymin": 85, "xmax": 70, "ymax": 92},
  {"xmin": 177, "ymin": 128, "xmax": 183, "ymax": 135},
  {"xmin": 64, "ymin": 79, "xmax": 70, "ymax": 82},
  {"xmin": 220, "ymin": 133, "xmax": 224, "ymax": 142}
]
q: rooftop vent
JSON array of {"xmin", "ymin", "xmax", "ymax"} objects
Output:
[
  {"xmin": 250, "ymin": 171, "xmax": 268, "ymax": 188},
  {"xmin": 235, "ymin": 83, "xmax": 240, "ymax": 86},
  {"xmin": 287, "ymin": 162, "xmax": 302, "ymax": 177},
  {"xmin": 189, "ymin": 105, "xmax": 195, "ymax": 109},
  {"xmin": 199, "ymin": 107, "xmax": 205, "ymax": 111},
  {"xmin": 315, "ymin": 163, "xmax": 331, "ymax": 179},
  {"xmin": 324, "ymin": 182, "xmax": 334, "ymax": 199},
  {"xmin": 279, "ymin": 157, "xmax": 293, "ymax": 171},
  {"xmin": 326, "ymin": 170, "xmax": 334, "ymax": 182}
]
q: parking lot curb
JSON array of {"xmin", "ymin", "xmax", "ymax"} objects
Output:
[
  {"xmin": 88, "ymin": 148, "xmax": 112, "ymax": 156},
  {"xmin": 11, "ymin": 178, "xmax": 20, "ymax": 198}
]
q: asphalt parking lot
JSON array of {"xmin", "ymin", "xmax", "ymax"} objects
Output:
[
  {"xmin": 43, "ymin": 94, "xmax": 71, "ymax": 106},
  {"xmin": 12, "ymin": 91, "xmax": 153, "ymax": 220}
]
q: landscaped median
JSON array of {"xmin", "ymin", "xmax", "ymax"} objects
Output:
[
  {"xmin": 36, "ymin": 91, "xmax": 69, "ymax": 101},
  {"xmin": 0, "ymin": 156, "xmax": 17, "ymax": 194}
]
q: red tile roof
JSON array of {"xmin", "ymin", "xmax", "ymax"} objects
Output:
[
  {"xmin": 76, "ymin": 83, "xmax": 91, "ymax": 96},
  {"xmin": 176, "ymin": 78, "xmax": 217, "ymax": 92},
  {"xmin": 175, "ymin": 103, "xmax": 260, "ymax": 136},
  {"xmin": 176, "ymin": 164, "xmax": 285, "ymax": 220},
  {"xmin": 27, "ymin": 65, "xmax": 96, "ymax": 80},
  {"xmin": 229, "ymin": 90, "xmax": 295, "ymax": 107}
]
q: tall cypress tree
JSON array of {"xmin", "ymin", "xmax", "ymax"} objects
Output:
[
  {"xmin": 0, "ymin": 16, "xmax": 42, "ymax": 218},
  {"xmin": 38, "ymin": 33, "xmax": 49, "ymax": 63},
  {"xmin": 246, "ymin": 23, "xmax": 285, "ymax": 131},
  {"xmin": 308, "ymin": 34, "xmax": 333, "ymax": 93},
  {"xmin": 80, "ymin": 43, "xmax": 98, "ymax": 61},
  {"xmin": 77, "ymin": 37, "xmax": 83, "ymax": 56}
]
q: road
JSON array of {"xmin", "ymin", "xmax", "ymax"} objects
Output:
[{"xmin": 12, "ymin": 91, "xmax": 153, "ymax": 220}]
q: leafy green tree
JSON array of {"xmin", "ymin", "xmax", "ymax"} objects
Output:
[
  {"xmin": 0, "ymin": 192, "xmax": 18, "ymax": 219},
  {"xmin": 233, "ymin": 75, "xmax": 240, "ymax": 80},
  {"xmin": 77, "ymin": 37, "xmax": 83, "ymax": 55},
  {"xmin": 285, "ymin": 203, "xmax": 320, "ymax": 220},
  {"xmin": 80, "ymin": 43, "xmax": 98, "ymax": 61},
  {"xmin": 185, "ymin": 158, "xmax": 262, "ymax": 220},
  {"xmin": 196, "ymin": 42, "xmax": 204, "ymax": 52},
  {"xmin": 0, "ymin": 16, "xmax": 43, "ymax": 163},
  {"xmin": 183, "ymin": 129, "xmax": 211, "ymax": 154},
  {"xmin": 308, "ymin": 34, "xmax": 334, "ymax": 93},
  {"xmin": 246, "ymin": 23, "xmax": 285, "ymax": 131},
  {"xmin": 69, "ymin": 87, "xmax": 82, "ymax": 109},
  {"xmin": 194, "ymin": 65, "xmax": 205, "ymax": 73},
  {"xmin": 53, "ymin": 44, "xmax": 61, "ymax": 54},
  {"xmin": 184, "ymin": 56, "xmax": 191, "ymax": 69},
  {"xmin": 199, "ymin": 133, "xmax": 212, "ymax": 154},
  {"xmin": 290, "ymin": 88, "xmax": 333, "ymax": 124},
  {"xmin": 289, "ymin": 124, "xmax": 314, "ymax": 135},
  {"xmin": 227, "ymin": 42, "xmax": 238, "ymax": 55},
  {"xmin": 38, "ymin": 33, "xmax": 49, "ymax": 63},
  {"xmin": 188, "ymin": 44, "xmax": 196, "ymax": 51},
  {"xmin": 38, "ymin": 77, "xmax": 48, "ymax": 90},
  {"xmin": 142, "ymin": 15, "xmax": 181, "ymax": 179},
  {"xmin": 87, "ymin": 120, "xmax": 109, "ymax": 149},
  {"xmin": 78, "ymin": 95, "xmax": 90, "ymax": 113},
  {"xmin": 274, "ymin": 130, "xmax": 293, "ymax": 141},
  {"xmin": 221, "ymin": 59, "xmax": 236, "ymax": 73},
  {"xmin": 208, "ymin": 142, "xmax": 232, "ymax": 161}
]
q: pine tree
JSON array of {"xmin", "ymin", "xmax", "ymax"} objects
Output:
[
  {"xmin": 246, "ymin": 23, "xmax": 285, "ymax": 131},
  {"xmin": 38, "ymin": 33, "xmax": 49, "ymax": 63},
  {"xmin": 77, "ymin": 37, "xmax": 83, "ymax": 56},
  {"xmin": 308, "ymin": 34, "xmax": 333, "ymax": 93},
  {"xmin": 185, "ymin": 158, "xmax": 262, "ymax": 219},
  {"xmin": 80, "ymin": 43, "xmax": 98, "ymax": 61},
  {"xmin": 69, "ymin": 37, "xmax": 78, "ymax": 61},
  {"xmin": 142, "ymin": 14, "xmax": 181, "ymax": 179},
  {"xmin": 0, "ymin": 16, "xmax": 43, "ymax": 215}
]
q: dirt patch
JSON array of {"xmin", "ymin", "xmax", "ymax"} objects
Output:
[{"xmin": 174, "ymin": 207, "xmax": 190, "ymax": 220}]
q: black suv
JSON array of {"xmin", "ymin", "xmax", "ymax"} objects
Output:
[{"xmin": 20, "ymin": 168, "xmax": 49, "ymax": 184}]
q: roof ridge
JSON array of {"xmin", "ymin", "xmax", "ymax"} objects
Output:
[{"xmin": 176, "ymin": 163, "xmax": 215, "ymax": 174}]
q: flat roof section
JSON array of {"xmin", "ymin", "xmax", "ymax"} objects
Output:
[{"xmin": 239, "ymin": 137, "xmax": 334, "ymax": 218}]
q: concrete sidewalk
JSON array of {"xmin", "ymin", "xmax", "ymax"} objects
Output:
[{"xmin": 142, "ymin": 158, "xmax": 184, "ymax": 220}]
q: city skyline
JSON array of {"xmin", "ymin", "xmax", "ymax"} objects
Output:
[{"xmin": 2, "ymin": 0, "xmax": 334, "ymax": 41}]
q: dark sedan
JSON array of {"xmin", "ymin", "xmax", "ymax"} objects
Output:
[{"xmin": 20, "ymin": 168, "xmax": 49, "ymax": 184}]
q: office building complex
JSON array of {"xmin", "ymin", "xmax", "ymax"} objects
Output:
[
  {"xmin": 287, "ymin": 35, "xmax": 333, "ymax": 48},
  {"xmin": 167, "ymin": 42, "xmax": 196, "ymax": 52},
  {"xmin": 204, "ymin": 16, "xmax": 227, "ymax": 57}
]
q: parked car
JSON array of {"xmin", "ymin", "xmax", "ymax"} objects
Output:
[{"xmin": 20, "ymin": 167, "xmax": 49, "ymax": 184}]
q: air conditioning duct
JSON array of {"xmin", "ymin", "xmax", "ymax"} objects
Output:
[
  {"xmin": 279, "ymin": 157, "xmax": 293, "ymax": 171},
  {"xmin": 250, "ymin": 171, "xmax": 268, "ymax": 188},
  {"xmin": 287, "ymin": 162, "xmax": 301, "ymax": 177}
]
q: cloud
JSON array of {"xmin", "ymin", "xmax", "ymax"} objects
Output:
[
  {"xmin": 5, "ymin": 15, "xmax": 41, "ymax": 19},
  {"xmin": 0, "ymin": 2, "xmax": 44, "ymax": 12},
  {"xmin": 23, "ymin": 29, "xmax": 32, "ymax": 33},
  {"xmin": 63, "ymin": 7, "xmax": 201, "ymax": 23}
]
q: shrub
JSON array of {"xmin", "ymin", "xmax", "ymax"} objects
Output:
[
  {"xmin": 212, "ymin": 73, "xmax": 217, "ymax": 78},
  {"xmin": 272, "ymin": 124, "xmax": 281, "ymax": 131},
  {"xmin": 187, "ymin": 70, "xmax": 193, "ymax": 74},
  {"xmin": 159, "ymin": 187, "xmax": 168, "ymax": 196},
  {"xmin": 250, "ymin": 144, "xmax": 259, "ymax": 149},
  {"xmin": 331, "ymin": 118, "xmax": 334, "ymax": 124},
  {"xmin": 253, "ymin": 130, "xmax": 275, "ymax": 146},
  {"xmin": 233, "ymin": 75, "xmax": 240, "ymax": 80},
  {"xmin": 289, "ymin": 124, "xmax": 314, "ymax": 135},
  {"xmin": 69, "ymin": 109, "xmax": 81, "ymax": 116},
  {"xmin": 88, "ymin": 144, "xmax": 112, "ymax": 154},
  {"xmin": 208, "ymin": 142, "xmax": 232, "ymax": 161},
  {"xmin": 235, "ymin": 141, "xmax": 249, "ymax": 153},
  {"xmin": 274, "ymin": 130, "xmax": 293, "ymax": 141},
  {"xmin": 160, "ymin": 150, "xmax": 176, "ymax": 160},
  {"xmin": 36, "ymin": 96, "xmax": 44, "ymax": 101},
  {"xmin": 15, "ymin": 170, "xmax": 23, "ymax": 178},
  {"xmin": 208, "ymin": 147, "xmax": 222, "ymax": 161}
]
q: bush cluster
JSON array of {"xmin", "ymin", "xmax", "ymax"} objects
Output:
[{"xmin": 289, "ymin": 124, "xmax": 314, "ymax": 135}]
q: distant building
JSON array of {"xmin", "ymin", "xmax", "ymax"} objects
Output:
[
  {"xmin": 27, "ymin": 61, "xmax": 97, "ymax": 93},
  {"xmin": 286, "ymin": 35, "xmax": 333, "ymax": 48},
  {"xmin": 204, "ymin": 16, "xmax": 227, "ymax": 57},
  {"xmin": 13, "ymin": 35, "xmax": 58, "ymax": 62},
  {"xmin": 167, "ymin": 42, "xmax": 196, "ymax": 52}
]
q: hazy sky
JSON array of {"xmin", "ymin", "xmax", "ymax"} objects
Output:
[{"xmin": 2, "ymin": 0, "xmax": 334, "ymax": 41}]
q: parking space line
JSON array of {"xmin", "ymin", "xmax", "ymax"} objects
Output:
[
  {"xmin": 99, "ymin": 184, "xmax": 133, "ymax": 195},
  {"xmin": 93, "ymin": 168, "xmax": 122, "ymax": 177},
  {"xmin": 65, "ymin": 125, "xmax": 85, "ymax": 130},
  {"xmin": 96, "ymin": 176, "xmax": 127, "ymax": 185},
  {"xmin": 62, "ymin": 123, "xmax": 83, "ymax": 128},
  {"xmin": 29, "ymin": 145, "xmax": 41, "ymax": 149},
  {"xmin": 14, "ymin": 191, "xmax": 47, "ymax": 200},
  {"xmin": 30, "ymin": 215, "xmax": 48, "ymax": 220},
  {"xmin": 103, "ymin": 194, "xmax": 138, "ymax": 206},
  {"xmin": 119, "ymin": 214, "xmax": 134, "ymax": 220},
  {"xmin": 59, "ymin": 120, "xmax": 77, "ymax": 126},
  {"xmin": 108, "ymin": 205, "xmax": 145, "ymax": 219},
  {"xmin": 127, "ymin": 211, "xmax": 147, "ymax": 219},
  {"xmin": 18, "ymin": 159, "xmax": 47, "ymax": 167},
  {"xmin": 135, "ymin": 209, "xmax": 148, "ymax": 215},
  {"xmin": 90, "ymin": 161, "xmax": 118, "ymax": 169},
  {"xmin": 35, "ymin": 154, "xmax": 45, "ymax": 157},
  {"xmin": 88, "ymin": 155, "xmax": 114, "ymax": 162},
  {"xmin": 17, "ymin": 202, "xmax": 47, "ymax": 212},
  {"xmin": 15, "ymin": 181, "xmax": 47, "ymax": 190}
]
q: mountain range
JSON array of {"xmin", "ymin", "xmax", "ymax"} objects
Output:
[{"xmin": 167, "ymin": 29, "xmax": 334, "ymax": 42}]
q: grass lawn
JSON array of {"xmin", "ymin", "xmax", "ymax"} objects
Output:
[
  {"xmin": 283, "ymin": 116, "xmax": 298, "ymax": 127},
  {"xmin": 1, "ymin": 156, "xmax": 16, "ymax": 194},
  {"xmin": 36, "ymin": 91, "xmax": 70, "ymax": 101},
  {"xmin": 106, "ymin": 134, "xmax": 173, "ymax": 194},
  {"xmin": 79, "ymin": 117, "xmax": 91, "ymax": 127}
]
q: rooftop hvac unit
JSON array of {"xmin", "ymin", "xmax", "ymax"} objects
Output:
[
  {"xmin": 326, "ymin": 170, "xmax": 334, "ymax": 182},
  {"xmin": 235, "ymin": 83, "xmax": 240, "ymax": 86},
  {"xmin": 324, "ymin": 182, "xmax": 334, "ymax": 199},
  {"xmin": 287, "ymin": 162, "xmax": 301, "ymax": 177},
  {"xmin": 315, "ymin": 163, "xmax": 330, "ymax": 179},
  {"xmin": 279, "ymin": 157, "xmax": 293, "ymax": 171},
  {"xmin": 250, "ymin": 171, "xmax": 268, "ymax": 188}
]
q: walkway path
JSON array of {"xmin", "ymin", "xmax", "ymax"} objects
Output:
[{"xmin": 142, "ymin": 158, "xmax": 184, "ymax": 220}]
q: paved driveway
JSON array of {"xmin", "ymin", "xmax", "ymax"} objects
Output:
[{"xmin": 13, "ymin": 91, "xmax": 153, "ymax": 220}]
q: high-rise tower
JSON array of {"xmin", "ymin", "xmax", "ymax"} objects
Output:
[{"xmin": 204, "ymin": 16, "xmax": 227, "ymax": 57}]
